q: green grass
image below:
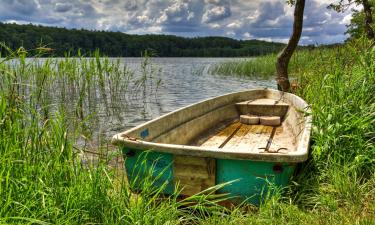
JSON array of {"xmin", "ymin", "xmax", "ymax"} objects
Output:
[
  {"xmin": 210, "ymin": 54, "xmax": 277, "ymax": 79},
  {"xmin": 210, "ymin": 47, "xmax": 348, "ymax": 80},
  {"xmin": 1, "ymin": 41, "xmax": 374, "ymax": 224}
]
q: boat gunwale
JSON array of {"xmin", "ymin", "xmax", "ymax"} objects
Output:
[{"xmin": 112, "ymin": 88, "xmax": 312, "ymax": 162}]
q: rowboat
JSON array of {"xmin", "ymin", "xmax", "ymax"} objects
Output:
[{"xmin": 112, "ymin": 89, "xmax": 312, "ymax": 204}]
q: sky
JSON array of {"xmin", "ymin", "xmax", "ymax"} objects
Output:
[{"xmin": 0, "ymin": 0, "xmax": 354, "ymax": 45}]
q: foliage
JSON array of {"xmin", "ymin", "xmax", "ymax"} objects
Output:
[
  {"xmin": 328, "ymin": 0, "xmax": 362, "ymax": 12},
  {"xmin": 346, "ymin": 1, "xmax": 375, "ymax": 39},
  {"xmin": 329, "ymin": 0, "xmax": 375, "ymax": 40},
  {"xmin": 0, "ymin": 22, "xmax": 285, "ymax": 57}
]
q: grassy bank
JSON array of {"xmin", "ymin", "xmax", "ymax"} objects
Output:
[
  {"xmin": 210, "ymin": 47, "xmax": 345, "ymax": 80},
  {"xmin": 212, "ymin": 40, "xmax": 375, "ymax": 222},
  {"xmin": 0, "ymin": 41, "xmax": 374, "ymax": 224}
]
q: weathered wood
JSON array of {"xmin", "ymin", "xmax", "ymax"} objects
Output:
[
  {"xmin": 247, "ymin": 125, "xmax": 274, "ymax": 152},
  {"xmin": 240, "ymin": 115, "xmax": 259, "ymax": 125},
  {"xmin": 269, "ymin": 125, "xmax": 296, "ymax": 153},
  {"xmin": 200, "ymin": 122, "xmax": 239, "ymax": 148},
  {"xmin": 173, "ymin": 155, "xmax": 215, "ymax": 196},
  {"xmin": 200, "ymin": 123, "xmax": 281, "ymax": 153},
  {"xmin": 218, "ymin": 124, "xmax": 242, "ymax": 148},
  {"xmin": 174, "ymin": 156, "xmax": 208, "ymax": 166},
  {"xmin": 222, "ymin": 123, "xmax": 253, "ymax": 150},
  {"xmin": 260, "ymin": 116, "xmax": 281, "ymax": 126},
  {"xmin": 236, "ymin": 98, "xmax": 289, "ymax": 118},
  {"xmin": 174, "ymin": 165, "xmax": 210, "ymax": 179}
]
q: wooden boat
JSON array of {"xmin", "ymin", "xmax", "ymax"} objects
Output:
[{"xmin": 112, "ymin": 89, "xmax": 312, "ymax": 204}]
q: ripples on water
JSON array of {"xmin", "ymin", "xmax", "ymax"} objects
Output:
[
  {"xmin": 107, "ymin": 58, "xmax": 275, "ymax": 136},
  {"xmin": 7, "ymin": 57, "xmax": 276, "ymax": 147}
]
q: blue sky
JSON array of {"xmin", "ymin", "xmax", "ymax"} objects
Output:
[{"xmin": 0, "ymin": 0, "xmax": 353, "ymax": 44}]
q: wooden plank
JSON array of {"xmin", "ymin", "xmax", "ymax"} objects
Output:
[
  {"xmin": 174, "ymin": 165, "xmax": 210, "ymax": 179},
  {"xmin": 177, "ymin": 177, "xmax": 215, "ymax": 191},
  {"xmin": 200, "ymin": 122, "xmax": 240, "ymax": 148},
  {"xmin": 174, "ymin": 156, "xmax": 208, "ymax": 166},
  {"xmin": 259, "ymin": 116, "xmax": 281, "ymax": 126},
  {"xmin": 218, "ymin": 124, "xmax": 242, "ymax": 148},
  {"xmin": 173, "ymin": 155, "xmax": 215, "ymax": 196},
  {"xmin": 178, "ymin": 184, "xmax": 202, "ymax": 195},
  {"xmin": 268, "ymin": 125, "xmax": 296, "ymax": 153},
  {"xmin": 240, "ymin": 115, "xmax": 259, "ymax": 125},
  {"xmin": 221, "ymin": 124, "xmax": 252, "ymax": 150},
  {"xmin": 229, "ymin": 125, "xmax": 258, "ymax": 151},
  {"xmin": 200, "ymin": 122, "xmax": 275, "ymax": 152},
  {"xmin": 220, "ymin": 125, "xmax": 273, "ymax": 152},
  {"xmin": 248, "ymin": 125, "xmax": 273, "ymax": 152},
  {"xmin": 236, "ymin": 98, "xmax": 289, "ymax": 117}
]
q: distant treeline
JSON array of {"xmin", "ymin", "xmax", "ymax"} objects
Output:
[{"xmin": 0, "ymin": 22, "xmax": 287, "ymax": 57}]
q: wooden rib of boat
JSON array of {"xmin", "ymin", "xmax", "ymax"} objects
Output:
[{"xmin": 112, "ymin": 89, "xmax": 312, "ymax": 204}]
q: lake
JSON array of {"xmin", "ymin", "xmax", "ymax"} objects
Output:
[
  {"xmin": 101, "ymin": 58, "xmax": 275, "ymax": 141},
  {"xmin": 11, "ymin": 57, "xmax": 276, "ymax": 147}
]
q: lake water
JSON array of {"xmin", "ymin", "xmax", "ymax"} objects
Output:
[
  {"xmin": 16, "ymin": 57, "xmax": 275, "ymax": 146},
  {"xmin": 103, "ymin": 58, "xmax": 275, "ymax": 139}
]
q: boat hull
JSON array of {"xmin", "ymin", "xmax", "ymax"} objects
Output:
[{"xmin": 123, "ymin": 148, "xmax": 296, "ymax": 205}]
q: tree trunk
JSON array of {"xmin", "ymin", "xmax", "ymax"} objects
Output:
[
  {"xmin": 362, "ymin": 0, "xmax": 375, "ymax": 40},
  {"xmin": 276, "ymin": 0, "xmax": 306, "ymax": 92}
]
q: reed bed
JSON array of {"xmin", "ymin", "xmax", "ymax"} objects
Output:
[
  {"xmin": 210, "ymin": 47, "xmax": 342, "ymax": 80},
  {"xmin": 0, "ymin": 41, "xmax": 374, "ymax": 224},
  {"xmin": 209, "ymin": 54, "xmax": 277, "ymax": 79}
]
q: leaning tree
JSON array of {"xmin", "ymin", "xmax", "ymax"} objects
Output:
[{"xmin": 276, "ymin": 0, "xmax": 306, "ymax": 92}]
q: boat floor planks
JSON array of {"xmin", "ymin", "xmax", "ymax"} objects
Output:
[
  {"xmin": 221, "ymin": 123, "xmax": 272, "ymax": 152},
  {"xmin": 268, "ymin": 125, "xmax": 296, "ymax": 153},
  {"xmin": 200, "ymin": 122, "xmax": 240, "ymax": 148},
  {"xmin": 200, "ymin": 122, "xmax": 296, "ymax": 153}
]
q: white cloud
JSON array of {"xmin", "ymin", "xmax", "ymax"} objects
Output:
[
  {"xmin": 227, "ymin": 21, "xmax": 241, "ymax": 28},
  {"xmin": 0, "ymin": 0, "xmax": 354, "ymax": 44},
  {"xmin": 243, "ymin": 32, "xmax": 253, "ymax": 39},
  {"xmin": 202, "ymin": 0, "xmax": 231, "ymax": 23},
  {"xmin": 209, "ymin": 23, "xmax": 221, "ymax": 28},
  {"xmin": 342, "ymin": 13, "xmax": 352, "ymax": 25}
]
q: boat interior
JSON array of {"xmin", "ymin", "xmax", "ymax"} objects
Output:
[
  {"xmin": 196, "ymin": 98, "xmax": 296, "ymax": 153},
  {"xmin": 120, "ymin": 90, "xmax": 308, "ymax": 155},
  {"xmin": 153, "ymin": 98, "xmax": 301, "ymax": 154}
]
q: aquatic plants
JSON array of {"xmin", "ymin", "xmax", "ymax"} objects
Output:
[{"xmin": 210, "ymin": 47, "xmax": 340, "ymax": 80}]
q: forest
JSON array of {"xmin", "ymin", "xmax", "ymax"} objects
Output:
[{"xmin": 0, "ymin": 22, "xmax": 286, "ymax": 57}]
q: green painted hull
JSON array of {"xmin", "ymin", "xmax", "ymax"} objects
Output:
[{"xmin": 123, "ymin": 148, "xmax": 296, "ymax": 205}]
